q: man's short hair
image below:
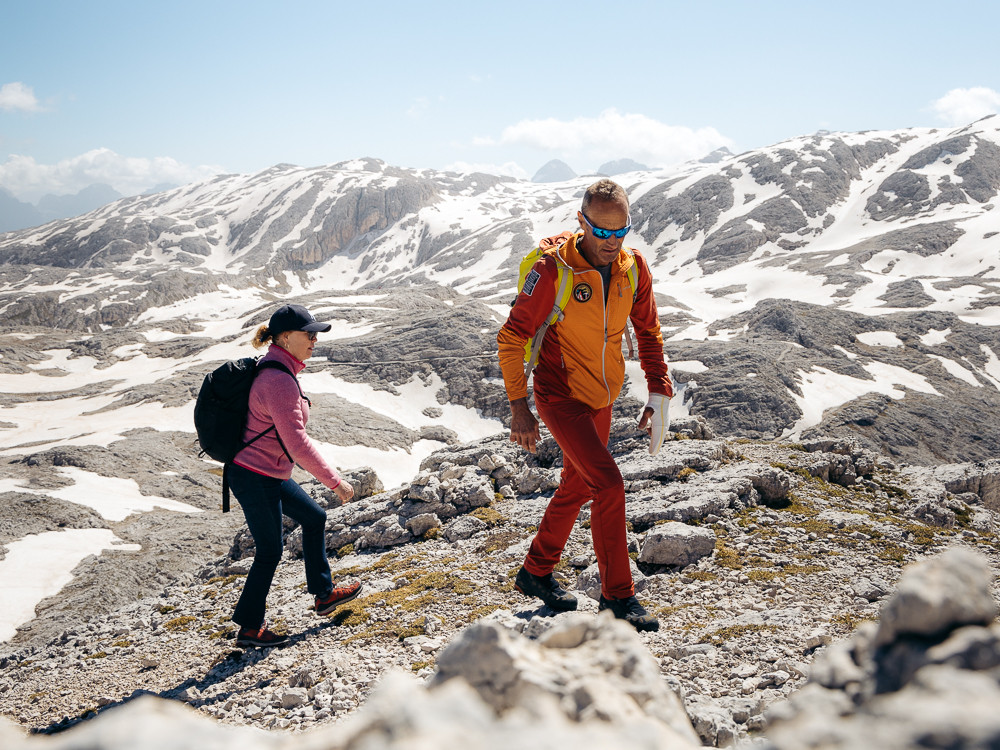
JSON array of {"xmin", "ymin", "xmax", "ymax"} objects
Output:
[{"xmin": 581, "ymin": 179, "xmax": 629, "ymax": 213}]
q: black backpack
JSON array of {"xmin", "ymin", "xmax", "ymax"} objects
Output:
[{"xmin": 194, "ymin": 356, "xmax": 304, "ymax": 511}]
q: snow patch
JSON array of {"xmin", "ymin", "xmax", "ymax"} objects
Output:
[
  {"xmin": 856, "ymin": 331, "xmax": 903, "ymax": 347},
  {"xmin": 0, "ymin": 467, "xmax": 201, "ymax": 521},
  {"xmin": 0, "ymin": 530, "xmax": 141, "ymax": 642},
  {"xmin": 926, "ymin": 354, "xmax": 982, "ymax": 387}
]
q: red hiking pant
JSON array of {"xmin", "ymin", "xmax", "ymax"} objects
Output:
[{"xmin": 523, "ymin": 393, "xmax": 634, "ymax": 600}]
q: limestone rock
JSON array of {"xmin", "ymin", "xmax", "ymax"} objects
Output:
[
  {"xmin": 764, "ymin": 550, "xmax": 1000, "ymax": 749},
  {"xmin": 443, "ymin": 515, "xmax": 487, "ymax": 542},
  {"xmin": 874, "ymin": 548, "xmax": 998, "ymax": 647},
  {"xmin": 638, "ymin": 522, "xmax": 716, "ymax": 566},
  {"xmin": 404, "ymin": 513, "xmax": 441, "ymax": 536},
  {"xmin": 430, "ymin": 615, "xmax": 700, "ymax": 745}
]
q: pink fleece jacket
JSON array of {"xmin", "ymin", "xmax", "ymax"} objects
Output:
[{"xmin": 233, "ymin": 344, "xmax": 342, "ymax": 489}]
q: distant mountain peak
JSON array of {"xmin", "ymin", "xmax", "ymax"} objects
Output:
[
  {"xmin": 0, "ymin": 184, "xmax": 123, "ymax": 233},
  {"xmin": 532, "ymin": 159, "xmax": 577, "ymax": 183},
  {"xmin": 698, "ymin": 147, "xmax": 734, "ymax": 164},
  {"xmin": 597, "ymin": 158, "xmax": 651, "ymax": 175}
]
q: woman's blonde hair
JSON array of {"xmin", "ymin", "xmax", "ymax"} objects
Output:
[{"xmin": 251, "ymin": 325, "xmax": 275, "ymax": 349}]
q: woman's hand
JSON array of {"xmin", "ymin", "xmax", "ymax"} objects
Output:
[{"xmin": 333, "ymin": 480, "xmax": 355, "ymax": 504}]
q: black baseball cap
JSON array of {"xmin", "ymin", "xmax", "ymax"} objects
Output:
[{"xmin": 268, "ymin": 304, "xmax": 332, "ymax": 335}]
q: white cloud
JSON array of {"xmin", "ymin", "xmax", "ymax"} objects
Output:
[
  {"xmin": 0, "ymin": 82, "xmax": 42, "ymax": 113},
  {"xmin": 474, "ymin": 109, "xmax": 733, "ymax": 169},
  {"xmin": 443, "ymin": 160, "xmax": 530, "ymax": 180},
  {"xmin": 931, "ymin": 87, "xmax": 1000, "ymax": 126},
  {"xmin": 0, "ymin": 148, "xmax": 226, "ymax": 202}
]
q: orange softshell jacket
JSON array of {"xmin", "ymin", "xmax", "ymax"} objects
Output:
[{"xmin": 497, "ymin": 233, "xmax": 672, "ymax": 410}]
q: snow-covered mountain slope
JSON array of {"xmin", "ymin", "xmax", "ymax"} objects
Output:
[
  {"xmin": 2, "ymin": 119, "xmax": 1000, "ymax": 466},
  {"xmin": 3, "ymin": 122, "xmax": 999, "ymax": 324}
]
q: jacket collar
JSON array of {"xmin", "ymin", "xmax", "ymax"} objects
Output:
[
  {"xmin": 264, "ymin": 343, "xmax": 306, "ymax": 375},
  {"xmin": 556, "ymin": 232, "xmax": 634, "ymax": 276}
]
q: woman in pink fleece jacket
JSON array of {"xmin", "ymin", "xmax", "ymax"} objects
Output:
[{"xmin": 229, "ymin": 303, "xmax": 362, "ymax": 648}]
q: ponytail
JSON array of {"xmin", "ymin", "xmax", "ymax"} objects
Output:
[{"xmin": 251, "ymin": 325, "xmax": 273, "ymax": 349}]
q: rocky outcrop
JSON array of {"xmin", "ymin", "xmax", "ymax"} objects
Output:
[
  {"xmin": 664, "ymin": 299, "xmax": 1000, "ymax": 466},
  {"xmin": 918, "ymin": 459, "xmax": 1000, "ymax": 513},
  {"xmin": 762, "ymin": 549, "xmax": 1000, "ymax": 749},
  {"xmin": 2, "ymin": 520, "xmax": 996, "ymax": 749},
  {"xmin": 432, "ymin": 615, "xmax": 699, "ymax": 744},
  {"xmin": 0, "ymin": 615, "xmax": 702, "ymax": 750}
]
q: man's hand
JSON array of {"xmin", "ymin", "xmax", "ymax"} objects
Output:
[
  {"xmin": 509, "ymin": 397, "xmax": 540, "ymax": 453},
  {"xmin": 637, "ymin": 393, "xmax": 670, "ymax": 456},
  {"xmin": 333, "ymin": 480, "xmax": 355, "ymax": 504}
]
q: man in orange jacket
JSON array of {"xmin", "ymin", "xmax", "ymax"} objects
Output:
[{"xmin": 497, "ymin": 178, "xmax": 672, "ymax": 632}]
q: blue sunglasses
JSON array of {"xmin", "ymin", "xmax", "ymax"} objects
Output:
[{"xmin": 581, "ymin": 211, "xmax": 631, "ymax": 239}]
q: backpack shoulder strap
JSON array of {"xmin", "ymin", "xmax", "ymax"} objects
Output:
[
  {"xmin": 548, "ymin": 252, "xmax": 574, "ymax": 322},
  {"xmin": 524, "ymin": 251, "xmax": 574, "ymax": 379},
  {"xmin": 624, "ymin": 247, "xmax": 638, "ymax": 301}
]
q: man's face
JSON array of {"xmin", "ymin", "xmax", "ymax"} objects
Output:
[{"xmin": 577, "ymin": 198, "xmax": 629, "ymax": 268}]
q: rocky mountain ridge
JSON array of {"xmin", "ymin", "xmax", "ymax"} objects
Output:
[{"xmin": 0, "ymin": 425, "xmax": 998, "ymax": 748}]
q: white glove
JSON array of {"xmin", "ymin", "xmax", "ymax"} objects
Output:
[{"xmin": 641, "ymin": 393, "xmax": 670, "ymax": 456}]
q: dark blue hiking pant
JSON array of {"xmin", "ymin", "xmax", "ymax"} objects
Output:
[{"xmin": 228, "ymin": 464, "xmax": 331, "ymax": 629}]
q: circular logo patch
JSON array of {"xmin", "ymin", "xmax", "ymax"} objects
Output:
[{"xmin": 573, "ymin": 282, "xmax": 593, "ymax": 303}]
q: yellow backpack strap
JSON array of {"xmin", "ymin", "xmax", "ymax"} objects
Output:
[
  {"xmin": 623, "ymin": 248, "xmax": 638, "ymax": 359},
  {"xmin": 525, "ymin": 256, "xmax": 573, "ymax": 379},
  {"xmin": 625, "ymin": 248, "xmax": 638, "ymax": 300}
]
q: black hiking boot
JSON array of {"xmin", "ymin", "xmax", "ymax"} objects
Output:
[
  {"xmin": 514, "ymin": 566, "xmax": 578, "ymax": 612},
  {"xmin": 599, "ymin": 595, "xmax": 660, "ymax": 632}
]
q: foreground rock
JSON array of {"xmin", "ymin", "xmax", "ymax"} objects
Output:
[
  {"xmin": 2, "ymin": 550, "xmax": 998, "ymax": 749},
  {"xmin": 0, "ymin": 615, "xmax": 701, "ymax": 750},
  {"xmin": 762, "ymin": 548, "xmax": 1000, "ymax": 749}
]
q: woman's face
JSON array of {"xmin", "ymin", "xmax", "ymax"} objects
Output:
[{"xmin": 278, "ymin": 329, "xmax": 316, "ymax": 362}]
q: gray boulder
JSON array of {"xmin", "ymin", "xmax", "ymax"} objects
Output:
[
  {"xmin": 763, "ymin": 548, "xmax": 1000, "ymax": 750},
  {"xmin": 404, "ymin": 513, "xmax": 441, "ymax": 536},
  {"xmin": 685, "ymin": 695, "xmax": 738, "ymax": 747},
  {"xmin": 873, "ymin": 547, "xmax": 997, "ymax": 647},
  {"xmin": 357, "ymin": 515, "xmax": 411, "ymax": 550},
  {"xmin": 443, "ymin": 515, "xmax": 488, "ymax": 542},
  {"xmin": 431, "ymin": 614, "xmax": 700, "ymax": 745},
  {"xmin": 852, "ymin": 576, "xmax": 893, "ymax": 602},
  {"xmin": 638, "ymin": 522, "xmax": 716, "ymax": 566}
]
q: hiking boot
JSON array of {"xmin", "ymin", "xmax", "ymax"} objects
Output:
[
  {"xmin": 514, "ymin": 566, "xmax": 578, "ymax": 612},
  {"xmin": 315, "ymin": 581, "xmax": 363, "ymax": 616},
  {"xmin": 235, "ymin": 622, "xmax": 290, "ymax": 648},
  {"xmin": 599, "ymin": 595, "xmax": 660, "ymax": 632}
]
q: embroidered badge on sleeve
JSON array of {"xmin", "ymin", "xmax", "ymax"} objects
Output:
[{"xmin": 522, "ymin": 269, "xmax": 541, "ymax": 296}]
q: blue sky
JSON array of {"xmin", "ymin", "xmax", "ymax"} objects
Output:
[{"xmin": 2, "ymin": 0, "xmax": 1000, "ymax": 200}]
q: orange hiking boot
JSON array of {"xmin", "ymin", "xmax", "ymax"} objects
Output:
[
  {"xmin": 235, "ymin": 622, "xmax": 290, "ymax": 648},
  {"xmin": 315, "ymin": 581, "xmax": 363, "ymax": 616}
]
